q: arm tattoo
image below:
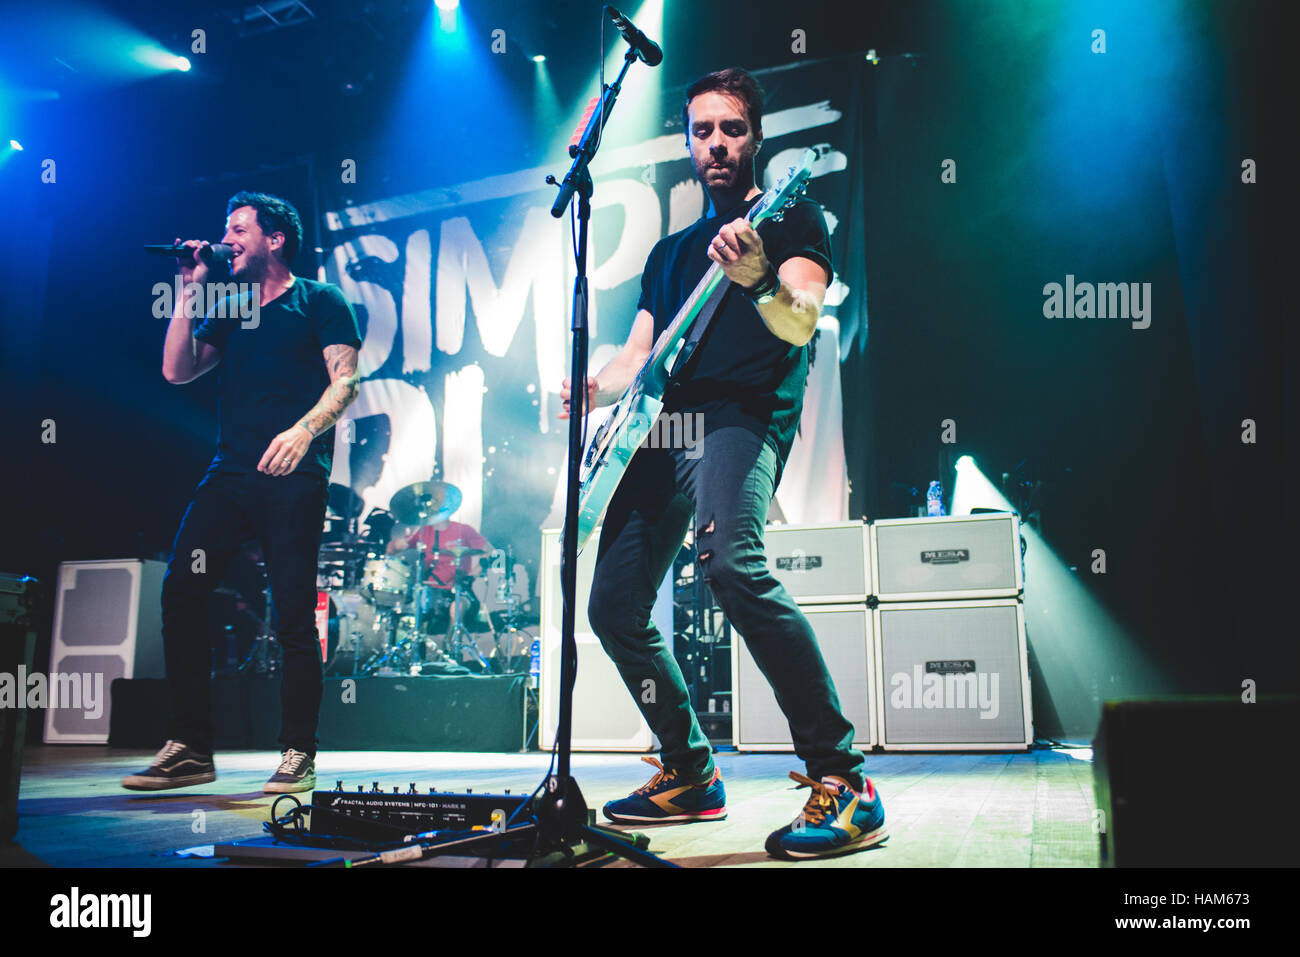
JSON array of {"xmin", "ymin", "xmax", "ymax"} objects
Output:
[{"xmin": 298, "ymin": 344, "xmax": 361, "ymax": 437}]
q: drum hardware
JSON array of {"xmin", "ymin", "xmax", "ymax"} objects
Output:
[
  {"xmin": 433, "ymin": 545, "xmax": 490, "ymax": 671},
  {"xmin": 473, "ymin": 546, "xmax": 533, "ymax": 675},
  {"xmin": 315, "ymin": 478, "xmax": 537, "ymax": 676},
  {"xmin": 237, "ymin": 559, "xmax": 279, "ymax": 676}
]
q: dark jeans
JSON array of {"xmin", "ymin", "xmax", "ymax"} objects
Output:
[
  {"xmin": 587, "ymin": 425, "xmax": 865, "ymax": 790},
  {"xmin": 161, "ymin": 469, "xmax": 328, "ymax": 755}
]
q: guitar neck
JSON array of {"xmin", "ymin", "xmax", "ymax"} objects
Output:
[{"xmin": 646, "ymin": 261, "xmax": 727, "ymax": 378}]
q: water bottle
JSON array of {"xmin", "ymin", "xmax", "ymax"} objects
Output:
[
  {"xmin": 529, "ymin": 638, "xmax": 541, "ymax": 685},
  {"xmin": 927, "ymin": 480, "xmax": 945, "ymax": 517}
]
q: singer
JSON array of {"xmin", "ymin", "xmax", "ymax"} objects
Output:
[
  {"xmin": 561, "ymin": 68, "xmax": 887, "ymax": 859},
  {"xmin": 122, "ymin": 191, "xmax": 361, "ymax": 794}
]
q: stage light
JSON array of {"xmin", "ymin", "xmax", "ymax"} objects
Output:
[
  {"xmin": 130, "ymin": 46, "xmax": 195, "ymax": 73},
  {"xmin": 951, "ymin": 455, "xmax": 1011, "ymax": 516},
  {"xmin": 435, "ymin": 0, "xmax": 459, "ymax": 9},
  {"xmin": 533, "ymin": 54, "xmax": 546, "ymax": 63},
  {"xmin": 9, "ymin": 140, "xmax": 22, "ymax": 151},
  {"xmin": 950, "ymin": 452, "xmax": 1169, "ymax": 736}
]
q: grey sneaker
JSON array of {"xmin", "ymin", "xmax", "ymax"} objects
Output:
[
  {"xmin": 264, "ymin": 749, "xmax": 316, "ymax": 793},
  {"xmin": 121, "ymin": 740, "xmax": 216, "ymax": 791}
]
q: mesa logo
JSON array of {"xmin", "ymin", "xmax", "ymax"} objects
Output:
[
  {"xmin": 775, "ymin": 551, "xmax": 822, "ymax": 572},
  {"xmin": 920, "ymin": 549, "xmax": 969, "ymax": 565},
  {"xmin": 49, "ymin": 887, "xmax": 151, "ymax": 937},
  {"xmin": 889, "ymin": 664, "xmax": 1000, "ymax": 719}
]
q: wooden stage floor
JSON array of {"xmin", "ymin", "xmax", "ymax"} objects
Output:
[{"xmin": 6, "ymin": 745, "xmax": 1100, "ymax": 868}]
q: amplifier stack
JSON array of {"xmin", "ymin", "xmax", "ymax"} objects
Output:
[{"xmin": 734, "ymin": 513, "xmax": 1033, "ymax": 752}]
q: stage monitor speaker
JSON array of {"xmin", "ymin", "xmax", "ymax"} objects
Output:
[
  {"xmin": 44, "ymin": 559, "xmax": 166, "ymax": 744},
  {"xmin": 763, "ymin": 521, "xmax": 869, "ymax": 604},
  {"xmin": 1093, "ymin": 696, "xmax": 1300, "ymax": 866},
  {"xmin": 732, "ymin": 604, "xmax": 875, "ymax": 751},
  {"xmin": 538, "ymin": 530, "xmax": 671, "ymax": 752},
  {"xmin": 872, "ymin": 513, "xmax": 1022, "ymax": 601},
  {"xmin": 874, "ymin": 600, "xmax": 1032, "ymax": 750}
]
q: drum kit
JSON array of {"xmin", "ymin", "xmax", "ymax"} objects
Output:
[{"xmin": 318, "ymin": 479, "xmax": 533, "ymax": 677}]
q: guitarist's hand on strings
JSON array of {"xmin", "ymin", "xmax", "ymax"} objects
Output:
[
  {"xmin": 558, "ymin": 376, "xmax": 600, "ymax": 420},
  {"xmin": 708, "ymin": 218, "xmax": 770, "ymax": 290}
]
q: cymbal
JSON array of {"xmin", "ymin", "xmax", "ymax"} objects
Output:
[
  {"xmin": 388, "ymin": 481, "xmax": 462, "ymax": 526},
  {"xmin": 441, "ymin": 545, "xmax": 485, "ymax": 560}
]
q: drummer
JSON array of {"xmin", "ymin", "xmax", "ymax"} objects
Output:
[{"xmin": 387, "ymin": 516, "xmax": 492, "ymax": 590}]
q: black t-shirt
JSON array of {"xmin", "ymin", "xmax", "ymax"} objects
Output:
[
  {"xmin": 636, "ymin": 194, "xmax": 832, "ymax": 464},
  {"xmin": 195, "ymin": 277, "xmax": 361, "ymax": 478}
]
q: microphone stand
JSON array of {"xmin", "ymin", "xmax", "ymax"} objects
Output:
[
  {"xmin": 536, "ymin": 46, "xmax": 672, "ymax": 866},
  {"xmin": 368, "ymin": 46, "xmax": 673, "ymax": 868}
]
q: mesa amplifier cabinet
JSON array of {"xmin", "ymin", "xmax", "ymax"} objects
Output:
[
  {"xmin": 871, "ymin": 513, "xmax": 1022, "ymax": 601},
  {"xmin": 539, "ymin": 530, "xmax": 670, "ymax": 752},
  {"xmin": 732, "ymin": 604, "xmax": 875, "ymax": 751},
  {"xmin": 763, "ymin": 521, "xmax": 869, "ymax": 604},
  {"xmin": 44, "ymin": 560, "xmax": 166, "ymax": 744},
  {"xmin": 874, "ymin": 599, "xmax": 1031, "ymax": 750}
]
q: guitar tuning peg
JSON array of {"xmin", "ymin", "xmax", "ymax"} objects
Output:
[{"xmin": 772, "ymin": 212, "xmax": 785, "ymax": 223}]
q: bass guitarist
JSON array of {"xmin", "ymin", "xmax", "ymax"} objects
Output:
[{"xmin": 559, "ymin": 68, "xmax": 886, "ymax": 860}]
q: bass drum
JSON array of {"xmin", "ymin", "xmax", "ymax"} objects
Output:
[{"xmin": 328, "ymin": 590, "xmax": 391, "ymax": 664}]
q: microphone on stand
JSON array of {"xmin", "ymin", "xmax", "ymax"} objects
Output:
[
  {"xmin": 605, "ymin": 5, "xmax": 662, "ymax": 67},
  {"xmin": 143, "ymin": 243, "xmax": 235, "ymax": 264}
]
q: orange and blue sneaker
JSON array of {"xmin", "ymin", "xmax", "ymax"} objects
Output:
[
  {"xmin": 765, "ymin": 772, "xmax": 888, "ymax": 860},
  {"xmin": 602, "ymin": 757, "xmax": 728, "ymax": 824}
]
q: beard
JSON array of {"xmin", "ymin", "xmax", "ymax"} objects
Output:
[
  {"xmin": 697, "ymin": 144, "xmax": 758, "ymax": 192},
  {"xmin": 230, "ymin": 249, "xmax": 267, "ymax": 281}
]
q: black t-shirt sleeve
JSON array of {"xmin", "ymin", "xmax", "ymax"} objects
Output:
[
  {"xmin": 313, "ymin": 283, "xmax": 363, "ymax": 349},
  {"xmin": 762, "ymin": 199, "xmax": 833, "ymax": 285},
  {"xmin": 636, "ymin": 239, "xmax": 665, "ymax": 320},
  {"xmin": 193, "ymin": 303, "xmax": 236, "ymax": 351}
]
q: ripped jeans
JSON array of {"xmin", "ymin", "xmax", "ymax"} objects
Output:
[{"xmin": 587, "ymin": 425, "xmax": 865, "ymax": 789}]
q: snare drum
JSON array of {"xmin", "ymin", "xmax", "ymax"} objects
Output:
[{"xmin": 361, "ymin": 557, "xmax": 412, "ymax": 606}]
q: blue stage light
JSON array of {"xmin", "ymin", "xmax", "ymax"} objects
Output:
[
  {"xmin": 435, "ymin": 0, "xmax": 459, "ymax": 10},
  {"xmin": 532, "ymin": 54, "xmax": 546, "ymax": 63},
  {"xmin": 9, "ymin": 140, "xmax": 22, "ymax": 151}
]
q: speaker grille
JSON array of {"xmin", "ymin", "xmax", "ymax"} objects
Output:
[
  {"xmin": 734, "ymin": 605, "xmax": 873, "ymax": 750},
  {"xmin": 873, "ymin": 515, "xmax": 1020, "ymax": 600},
  {"xmin": 877, "ymin": 602, "xmax": 1029, "ymax": 747}
]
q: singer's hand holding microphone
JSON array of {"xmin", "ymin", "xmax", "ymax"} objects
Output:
[{"xmin": 174, "ymin": 239, "xmax": 210, "ymax": 284}]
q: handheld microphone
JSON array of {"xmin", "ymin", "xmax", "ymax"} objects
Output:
[
  {"xmin": 605, "ymin": 5, "xmax": 662, "ymax": 67},
  {"xmin": 143, "ymin": 243, "xmax": 235, "ymax": 264}
]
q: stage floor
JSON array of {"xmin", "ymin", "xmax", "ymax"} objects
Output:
[{"xmin": 6, "ymin": 745, "xmax": 1100, "ymax": 868}]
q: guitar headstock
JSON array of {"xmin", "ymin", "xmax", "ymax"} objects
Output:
[{"xmin": 748, "ymin": 149, "xmax": 815, "ymax": 227}]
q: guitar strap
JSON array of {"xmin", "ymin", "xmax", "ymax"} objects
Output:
[{"xmin": 666, "ymin": 276, "xmax": 732, "ymax": 383}]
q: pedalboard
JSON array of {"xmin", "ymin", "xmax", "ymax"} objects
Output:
[{"xmin": 309, "ymin": 781, "xmax": 532, "ymax": 842}]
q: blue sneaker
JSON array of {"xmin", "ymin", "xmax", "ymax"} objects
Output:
[
  {"xmin": 765, "ymin": 772, "xmax": 887, "ymax": 860},
  {"xmin": 602, "ymin": 757, "xmax": 727, "ymax": 824}
]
